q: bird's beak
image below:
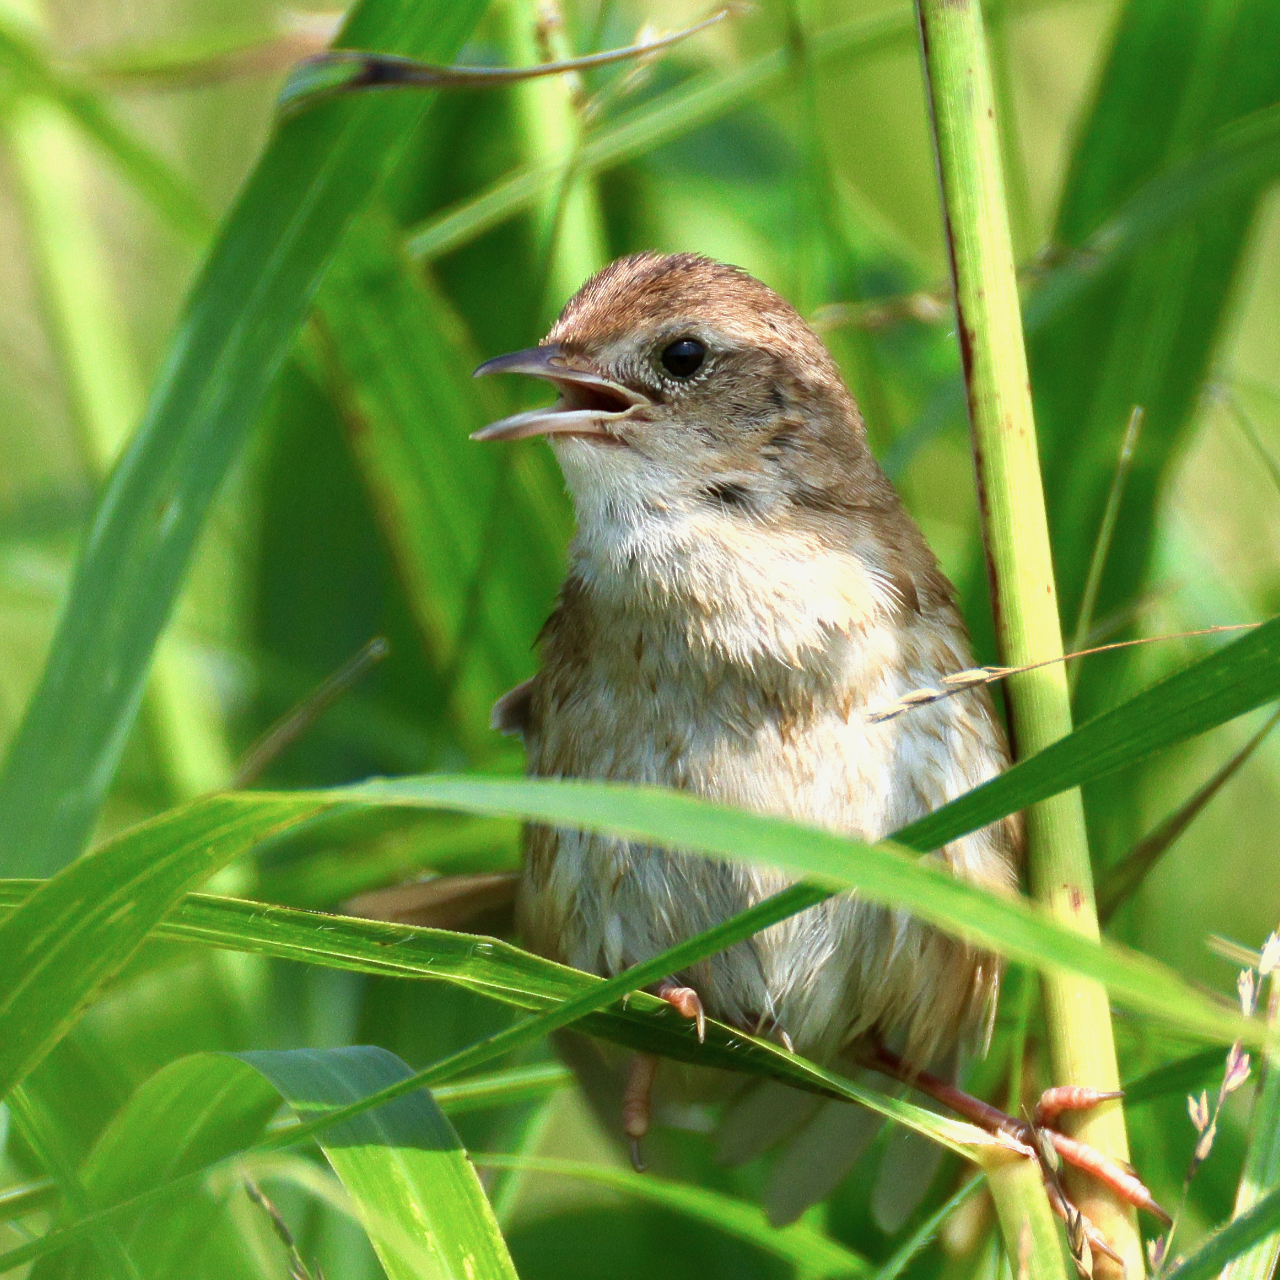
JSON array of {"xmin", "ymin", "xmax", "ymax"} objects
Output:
[{"xmin": 470, "ymin": 344, "xmax": 649, "ymax": 442}]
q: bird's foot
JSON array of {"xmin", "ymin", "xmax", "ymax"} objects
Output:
[
  {"xmin": 654, "ymin": 979, "xmax": 706, "ymax": 1043},
  {"xmin": 866, "ymin": 1046, "xmax": 1169, "ymax": 1267},
  {"xmin": 622, "ymin": 1052, "xmax": 659, "ymax": 1170},
  {"xmin": 621, "ymin": 982, "xmax": 705, "ymax": 1170}
]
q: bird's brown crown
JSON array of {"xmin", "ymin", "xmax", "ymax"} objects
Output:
[{"xmin": 547, "ymin": 252, "xmax": 846, "ymax": 396}]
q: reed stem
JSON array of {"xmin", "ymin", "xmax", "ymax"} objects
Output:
[{"xmin": 913, "ymin": 1, "xmax": 1141, "ymax": 1274}]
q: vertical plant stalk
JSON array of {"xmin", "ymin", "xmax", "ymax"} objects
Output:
[
  {"xmin": 983, "ymin": 1148, "xmax": 1072, "ymax": 1280},
  {"xmin": 4, "ymin": 50, "xmax": 233, "ymax": 802},
  {"xmin": 913, "ymin": 2, "xmax": 1141, "ymax": 1275},
  {"xmin": 501, "ymin": 0, "xmax": 608, "ymax": 318}
]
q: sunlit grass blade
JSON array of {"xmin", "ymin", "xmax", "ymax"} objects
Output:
[
  {"xmin": 430, "ymin": 1063, "xmax": 573, "ymax": 1116},
  {"xmin": 897, "ymin": 613, "xmax": 1280, "ymax": 853},
  {"xmin": 0, "ymin": 874, "xmax": 991, "ymax": 1148},
  {"xmin": 470, "ymin": 1154, "xmax": 869, "ymax": 1278},
  {"xmin": 239, "ymin": 1047, "xmax": 518, "ymax": 1280},
  {"xmin": 1097, "ymin": 708, "xmax": 1280, "ymax": 924},
  {"xmin": 3, "ymin": 618, "xmax": 1274, "ymax": 1109},
  {"xmin": 3, "ymin": 613, "xmax": 1276, "ymax": 1122},
  {"xmin": 25, "ymin": 1054, "xmax": 281, "ymax": 1278},
  {"xmin": 1163, "ymin": 1183, "xmax": 1280, "ymax": 1280},
  {"xmin": 0, "ymin": 0, "xmax": 490, "ymax": 880}
]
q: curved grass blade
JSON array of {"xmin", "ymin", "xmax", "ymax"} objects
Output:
[
  {"xmin": 239, "ymin": 1047, "xmax": 518, "ymax": 1280},
  {"xmin": 470, "ymin": 1154, "xmax": 868, "ymax": 1278},
  {"xmin": 895, "ymin": 612, "xmax": 1280, "ymax": 853},
  {"xmin": 2, "ymin": 613, "xmax": 1275, "ymax": 1108},
  {"xmin": 26, "ymin": 1054, "xmax": 281, "ymax": 1280},
  {"xmin": 0, "ymin": 0, "xmax": 490, "ymax": 880}
]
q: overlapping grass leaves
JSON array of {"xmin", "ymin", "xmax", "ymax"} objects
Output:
[
  {"xmin": 0, "ymin": 613, "xmax": 1276, "ymax": 1117},
  {"xmin": 0, "ymin": 0, "xmax": 490, "ymax": 879}
]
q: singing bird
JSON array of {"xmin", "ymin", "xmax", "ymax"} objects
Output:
[{"xmin": 469, "ymin": 253, "xmax": 1156, "ymax": 1241}]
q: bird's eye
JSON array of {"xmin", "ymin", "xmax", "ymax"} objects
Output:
[{"xmin": 660, "ymin": 338, "xmax": 705, "ymax": 379}]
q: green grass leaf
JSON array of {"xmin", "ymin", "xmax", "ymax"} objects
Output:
[
  {"xmin": 239, "ymin": 1046, "xmax": 519, "ymax": 1280},
  {"xmin": 0, "ymin": 0, "xmax": 490, "ymax": 879},
  {"xmin": 1165, "ymin": 1183, "xmax": 1280, "ymax": 1280},
  {"xmin": 471, "ymin": 1154, "xmax": 868, "ymax": 1278},
  {"xmin": 27, "ymin": 1054, "xmax": 281, "ymax": 1280},
  {"xmin": 1, "ymin": 614, "xmax": 1273, "ymax": 1121}
]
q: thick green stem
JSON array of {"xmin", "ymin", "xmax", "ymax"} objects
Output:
[
  {"xmin": 500, "ymin": 0, "xmax": 608, "ymax": 319},
  {"xmin": 914, "ymin": 1, "xmax": 1140, "ymax": 1275},
  {"xmin": 983, "ymin": 1150, "xmax": 1072, "ymax": 1280}
]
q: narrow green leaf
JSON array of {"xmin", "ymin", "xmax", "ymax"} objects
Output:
[
  {"xmin": 0, "ymin": 0, "xmax": 490, "ymax": 878},
  {"xmin": 1164, "ymin": 1183, "xmax": 1280, "ymax": 1280},
  {"xmin": 405, "ymin": 7, "xmax": 918, "ymax": 262},
  {"xmin": 430, "ymin": 1063, "xmax": 573, "ymax": 1116},
  {"xmin": 0, "ymin": 795, "xmax": 313, "ymax": 1100},
  {"xmin": 0, "ymin": 878, "xmax": 986, "ymax": 1153},
  {"xmin": 27, "ymin": 1054, "xmax": 281, "ymax": 1280},
  {"xmin": 239, "ymin": 1046, "xmax": 519, "ymax": 1280},
  {"xmin": 1097, "ymin": 708, "xmax": 1280, "ymax": 923},
  {"xmin": 471, "ymin": 1154, "xmax": 868, "ymax": 1278},
  {"xmin": 895, "ymin": 614, "xmax": 1280, "ymax": 853},
  {"xmin": 3, "ymin": 615, "xmax": 1274, "ymax": 1110}
]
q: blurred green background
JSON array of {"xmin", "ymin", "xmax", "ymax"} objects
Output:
[{"xmin": 1, "ymin": 0, "xmax": 1278, "ymax": 1274}]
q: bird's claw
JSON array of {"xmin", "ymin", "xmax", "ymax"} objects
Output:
[{"xmin": 655, "ymin": 980, "xmax": 705, "ymax": 1043}]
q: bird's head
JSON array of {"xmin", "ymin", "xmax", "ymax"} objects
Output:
[{"xmin": 473, "ymin": 253, "xmax": 885, "ymax": 529}]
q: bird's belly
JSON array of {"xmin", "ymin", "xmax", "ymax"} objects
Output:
[{"xmin": 519, "ymin": 680, "xmax": 1014, "ymax": 1065}]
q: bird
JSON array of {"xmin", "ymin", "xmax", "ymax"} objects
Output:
[{"xmin": 469, "ymin": 252, "xmax": 1160, "ymax": 1244}]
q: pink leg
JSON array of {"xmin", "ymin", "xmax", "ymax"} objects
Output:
[
  {"xmin": 866, "ymin": 1046, "xmax": 1169, "ymax": 1226},
  {"xmin": 622, "ymin": 1053, "xmax": 659, "ymax": 1170}
]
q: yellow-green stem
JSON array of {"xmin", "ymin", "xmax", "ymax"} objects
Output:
[
  {"xmin": 500, "ymin": 0, "xmax": 607, "ymax": 318},
  {"xmin": 982, "ymin": 1150, "xmax": 1072, "ymax": 1280},
  {"xmin": 914, "ymin": 1, "xmax": 1140, "ymax": 1274}
]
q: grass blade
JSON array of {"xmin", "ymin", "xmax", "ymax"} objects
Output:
[
  {"xmin": 1163, "ymin": 1184, "xmax": 1280, "ymax": 1280},
  {"xmin": 1, "ymin": 613, "xmax": 1275, "ymax": 1102},
  {"xmin": 1097, "ymin": 708, "xmax": 1280, "ymax": 924},
  {"xmin": 0, "ymin": 15, "xmax": 211, "ymax": 239},
  {"xmin": 470, "ymin": 1154, "xmax": 869, "ymax": 1277},
  {"xmin": 0, "ymin": 0, "xmax": 490, "ymax": 878},
  {"xmin": 239, "ymin": 1046, "xmax": 519, "ymax": 1280}
]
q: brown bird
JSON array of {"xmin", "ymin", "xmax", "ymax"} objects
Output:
[{"xmin": 470, "ymin": 252, "xmax": 1160, "ymax": 1242}]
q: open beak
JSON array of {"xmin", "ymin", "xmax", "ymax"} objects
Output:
[{"xmin": 470, "ymin": 344, "xmax": 649, "ymax": 442}]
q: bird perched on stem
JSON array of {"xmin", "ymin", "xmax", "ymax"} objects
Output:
[{"xmin": 471, "ymin": 252, "xmax": 1162, "ymax": 1250}]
